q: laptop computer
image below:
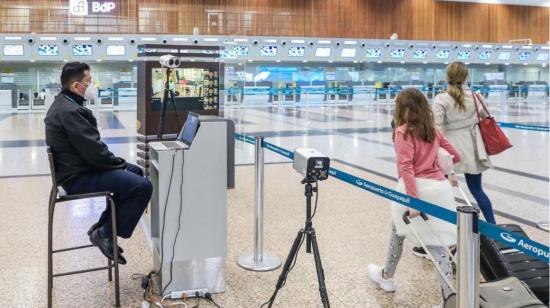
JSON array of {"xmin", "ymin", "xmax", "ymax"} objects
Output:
[{"xmin": 161, "ymin": 112, "xmax": 200, "ymax": 149}]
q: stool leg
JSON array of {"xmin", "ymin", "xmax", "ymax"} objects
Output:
[
  {"xmin": 47, "ymin": 196, "xmax": 55, "ymax": 308},
  {"xmin": 109, "ymin": 196, "xmax": 120, "ymax": 307},
  {"xmin": 108, "ymin": 259, "xmax": 112, "ymax": 282}
]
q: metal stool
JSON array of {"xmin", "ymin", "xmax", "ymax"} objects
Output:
[{"xmin": 47, "ymin": 147, "xmax": 121, "ymax": 307}]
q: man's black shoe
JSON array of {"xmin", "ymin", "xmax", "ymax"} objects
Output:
[
  {"xmin": 89, "ymin": 229, "xmax": 127, "ymax": 265},
  {"xmin": 87, "ymin": 223, "xmax": 123, "ymax": 253}
]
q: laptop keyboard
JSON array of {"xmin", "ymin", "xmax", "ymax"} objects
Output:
[{"xmin": 161, "ymin": 141, "xmax": 182, "ymax": 148}]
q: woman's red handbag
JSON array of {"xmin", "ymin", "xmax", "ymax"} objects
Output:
[{"xmin": 473, "ymin": 94, "xmax": 512, "ymax": 155}]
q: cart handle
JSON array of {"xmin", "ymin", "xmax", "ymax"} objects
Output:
[{"xmin": 402, "ymin": 211, "xmax": 429, "ymax": 224}]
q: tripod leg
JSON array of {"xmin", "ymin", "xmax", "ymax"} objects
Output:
[
  {"xmin": 310, "ymin": 228, "xmax": 330, "ymax": 308},
  {"xmin": 267, "ymin": 229, "xmax": 305, "ymax": 308}
]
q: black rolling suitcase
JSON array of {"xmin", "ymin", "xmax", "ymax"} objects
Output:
[{"xmin": 480, "ymin": 224, "xmax": 549, "ymax": 304}]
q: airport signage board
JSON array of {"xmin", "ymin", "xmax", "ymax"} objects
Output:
[{"xmin": 69, "ymin": 0, "xmax": 117, "ymax": 16}]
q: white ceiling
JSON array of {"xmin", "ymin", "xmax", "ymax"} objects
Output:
[{"xmin": 438, "ymin": 0, "xmax": 550, "ymax": 7}]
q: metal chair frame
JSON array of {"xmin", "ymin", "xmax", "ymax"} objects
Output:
[{"xmin": 47, "ymin": 147, "xmax": 120, "ymax": 307}]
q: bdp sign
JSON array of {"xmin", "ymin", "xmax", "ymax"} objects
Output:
[{"xmin": 69, "ymin": 0, "xmax": 117, "ymax": 16}]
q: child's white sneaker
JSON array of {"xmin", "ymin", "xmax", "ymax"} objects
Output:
[{"xmin": 367, "ymin": 264, "xmax": 396, "ymax": 292}]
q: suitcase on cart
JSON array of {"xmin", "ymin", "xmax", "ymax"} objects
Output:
[
  {"xmin": 402, "ymin": 210, "xmax": 546, "ymax": 308},
  {"xmin": 480, "ymin": 224, "xmax": 549, "ymax": 304}
]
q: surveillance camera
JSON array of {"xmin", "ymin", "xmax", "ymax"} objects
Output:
[
  {"xmin": 535, "ymin": 47, "xmax": 539, "ymax": 52},
  {"xmin": 432, "ymin": 45, "xmax": 437, "ymax": 49},
  {"xmin": 28, "ymin": 39, "xmax": 34, "ymax": 44},
  {"xmin": 309, "ymin": 42, "xmax": 314, "ymax": 46},
  {"xmin": 194, "ymin": 40, "xmax": 198, "ymax": 44},
  {"xmin": 361, "ymin": 43, "xmax": 366, "ymax": 47},
  {"xmin": 336, "ymin": 42, "xmax": 340, "ymax": 46},
  {"xmin": 515, "ymin": 47, "xmax": 520, "ymax": 51},
  {"xmin": 282, "ymin": 41, "xmax": 286, "ymax": 45},
  {"xmin": 454, "ymin": 45, "xmax": 459, "ymax": 49},
  {"xmin": 253, "ymin": 41, "xmax": 258, "ymax": 45},
  {"xmin": 159, "ymin": 55, "xmax": 181, "ymax": 68},
  {"xmin": 475, "ymin": 46, "xmax": 479, "ymax": 50},
  {"xmin": 130, "ymin": 39, "xmax": 135, "ymax": 44},
  {"xmin": 63, "ymin": 39, "xmax": 68, "ymax": 44},
  {"xmin": 162, "ymin": 39, "xmax": 167, "ymax": 44},
  {"xmin": 409, "ymin": 44, "xmax": 414, "ymax": 49},
  {"xmin": 385, "ymin": 43, "xmax": 390, "ymax": 48},
  {"xmin": 495, "ymin": 47, "xmax": 500, "ymax": 51},
  {"xmin": 97, "ymin": 39, "xmax": 102, "ymax": 44}
]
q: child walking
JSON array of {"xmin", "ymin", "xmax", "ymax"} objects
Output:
[{"xmin": 368, "ymin": 88, "xmax": 461, "ymax": 306}]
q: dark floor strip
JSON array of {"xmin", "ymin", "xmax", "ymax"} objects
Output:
[
  {"xmin": 493, "ymin": 166, "xmax": 549, "ymax": 182},
  {"xmin": 331, "ymin": 157, "xmax": 544, "ymax": 230},
  {"xmin": 100, "ymin": 113, "xmax": 125, "ymax": 129},
  {"xmin": 0, "ymin": 173, "xmax": 50, "ymax": 179},
  {"xmin": 235, "ymin": 161, "xmax": 292, "ymax": 167},
  {"xmin": 0, "ymin": 113, "xmax": 14, "ymax": 122}
]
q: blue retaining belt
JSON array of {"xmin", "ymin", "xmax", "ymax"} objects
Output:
[
  {"xmin": 235, "ymin": 134, "xmax": 550, "ymax": 263},
  {"xmin": 497, "ymin": 122, "xmax": 550, "ymax": 132}
]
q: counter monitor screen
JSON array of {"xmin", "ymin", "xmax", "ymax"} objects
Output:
[
  {"xmin": 537, "ymin": 53, "xmax": 549, "ymax": 61},
  {"xmin": 390, "ymin": 48, "xmax": 405, "ymax": 59},
  {"xmin": 457, "ymin": 50, "xmax": 471, "ymax": 60},
  {"xmin": 518, "ymin": 51, "xmax": 531, "ymax": 61},
  {"xmin": 288, "ymin": 46, "xmax": 305, "ymax": 57},
  {"xmin": 341, "ymin": 48, "xmax": 357, "ymax": 58},
  {"xmin": 38, "ymin": 44, "xmax": 58, "ymax": 56},
  {"xmin": 3, "ymin": 44, "xmax": 24, "ymax": 56},
  {"xmin": 366, "ymin": 48, "xmax": 382, "ymax": 58},
  {"xmin": 73, "ymin": 44, "xmax": 92, "ymax": 56},
  {"xmin": 315, "ymin": 47, "xmax": 331, "ymax": 57},
  {"xmin": 260, "ymin": 46, "xmax": 277, "ymax": 56},
  {"xmin": 107, "ymin": 45, "xmax": 125, "ymax": 56},
  {"xmin": 222, "ymin": 46, "xmax": 248, "ymax": 58},
  {"xmin": 412, "ymin": 49, "xmax": 428, "ymax": 59},
  {"xmin": 436, "ymin": 49, "xmax": 451, "ymax": 59},
  {"xmin": 178, "ymin": 112, "xmax": 200, "ymax": 146},
  {"xmin": 478, "ymin": 50, "xmax": 492, "ymax": 60},
  {"xmin": 497, "ymin": 52, "xmax": 511, "ymax": 60}
]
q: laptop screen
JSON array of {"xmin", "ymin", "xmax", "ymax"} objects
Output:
[{"xmin": 177, "ymin": 112, "xmax": 200, "ymax": 146}]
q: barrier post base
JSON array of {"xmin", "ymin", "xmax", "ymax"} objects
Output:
[{"xmin": 237, "ymin": 253, "xmax": 281, "ymax": 272}]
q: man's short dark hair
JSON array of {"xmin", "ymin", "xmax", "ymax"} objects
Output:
[{"xmin": 60, "ymin": 62, "xmax": 90, "ymax": 89}]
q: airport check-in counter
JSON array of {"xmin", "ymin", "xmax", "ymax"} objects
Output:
[{"xmin": 146, "ymin": 115, "xmax": 228, "ymax": 295}]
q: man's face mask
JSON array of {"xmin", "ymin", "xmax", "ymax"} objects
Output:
[{"xmin": 77, "ymin": 81, "xmax": 98, "ymax": 101}]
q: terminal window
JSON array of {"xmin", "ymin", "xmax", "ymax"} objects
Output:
[
  {"xmin": 315, "ymin": 47, "xmax": 331, "ymax": 57},
  {"xmin": 341, "ymin": 48, "xmax": 357, "ymax": 58},
  {"xmin": 390, "ymin": 48, "xmax": 405, "ymax": 59},
  {"xmin": 436, "ymin": 50, "xmax": 450, "ymax": 59},
  {"xmin": 3, "ymin": 44, "xmax": 24, "ymax": 56},
  {"xmin": 260, "ymin": 46, "xmax": 277, "ymax": 56},
  {"xmin": 413, "ymin": 49, "xmax": 428, "ymax": 59},
  {"xmin": 73, "ymin": 44, "xmax": 92, "ymax": 56},
  {"xmin": 288, "ymin": 46, "xmax": 305, "ymax": 57},
  {"xmin": 366, "ymin": 48, "xmax": 382, "ymax": 58},
  {"xmin": 518, "ymin": 51, "xmax": 531, "ymax": 61},
  {"xmin": 457, "ymin": 50, "xmax": 471, "ymax": 60}
]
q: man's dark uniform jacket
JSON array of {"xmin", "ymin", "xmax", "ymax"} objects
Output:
[{"xmin": 44, "ymin": 89, "xmax": 126, "ymax": 185}]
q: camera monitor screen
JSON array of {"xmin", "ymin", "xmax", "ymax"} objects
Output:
[
  {"xmin": 315, "ymin": 47, "xmax": 331, "ymax": 57},
  {"xmin": 457, "ymin": 50, "xmax": 471, "ymax": 60},
  {"xmin": 390, "ymin": 48, "xmax": 405, "ymax": 59},
  {"xmin": 436, "ymin": 49, "xmax": 451, "ymax": 59},
  {"xmin": 413, "ymin": 49, "xmax": 428, "ymax": 59},
  {"xmin": 288, "ymin": 46, "xmax": 305, "ymax": 57},
  {"xmin": 366, "ymin": 48, "xmax": 382, "ymax": 58},
  {"xmin": 341, "ymin": 48, "xmax": 357, "ymax": 58},
  {"xmin": 107, "ymin": 45, "xmax": 125, "ymax": 56},
  {"xmin": 478, "ymin": 50, "xmax": 492, "ymax": 60},
  {"xmin": 518, "ymin": 51, "xmax": 531, "ymax": 61},
  {"xmin": 177, "ymin": 112, "xmax": 200, "ymax": 146},
  {"xmin": 38, "ymin": 44, "xmax": 58, "ymax": 56},
  {"xmin": 3, "ymin": 44, "xmax": 24, "ymax": 56},
  {"xmin": 497, "ymin": 52, "xmax": 511, "ymax": 60},
  {"xmin": 73, "ymin": 44, "xmax": 92, "ymax": 56},
  {"xmin": 260, "ymin": 46, "xmax": 277, "ymax": 56}
]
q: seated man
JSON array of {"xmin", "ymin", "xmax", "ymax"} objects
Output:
[{"xmin": 45, "ymin": 62, "xmax": 152, "ymax": 264}]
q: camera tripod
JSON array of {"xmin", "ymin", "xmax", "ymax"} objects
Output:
[
  {"xmin": 264, "ymin": 179, "xmax": 330, "ymax": 308},
  {"xmin": 157, "ymin": 67, "xmax": 181, "ymax": 141}
]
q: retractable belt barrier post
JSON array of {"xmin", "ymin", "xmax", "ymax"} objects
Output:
[
  {"xmin": 234, "ymin": 134, "xmax": 550, "ymax": 266},
  {"xmin": 457, "ymin": 206, "xmax": 480, "ymax": 308},
  {"xmin": 237, "ymin": 136, "xmax": 281, "ymax": 272}
]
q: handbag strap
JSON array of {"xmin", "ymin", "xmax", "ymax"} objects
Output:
[{"xmin": 472, "ymin": 93, "xmax": 491, "ymax": 120}]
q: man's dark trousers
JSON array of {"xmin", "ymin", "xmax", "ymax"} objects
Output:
[{"xmin": 62, "ymin": 163, "xmax": 153, "ymax": 238}]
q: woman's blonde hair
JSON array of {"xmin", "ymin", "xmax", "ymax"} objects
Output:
[
  {"xmin": 393, "ymin": 88, "xmax": 436, "ymax": 143},
  {"xmin": 446, "ymin": 61, "xmax": 469, "ymax": 111}
]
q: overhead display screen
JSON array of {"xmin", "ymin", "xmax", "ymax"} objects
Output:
[
  {"xmin": 497, "ymin": 52, "xmax": 511, "ymax": 60},
  {"xmin": 106, "ymin": 45, "xmax": 125, "ymax": 56},
  {"xmin": 436, "ymin": 49, "xmax": 451, "ymax": 59},
  {"xmin": 73, "ymin": 44, "xmax": 92, "ymax": 56},
  {"xmin": 315, "ymin": 47, "xmax": 331, "ymax": 57},
  {"xmin": 412, "ymin": 49, "xmax": 428, "ymax": 59},
  {"xmin": 537, "ymin": 53, "xmax": 549, "ymax": 61},
  {"xmin": 366, "ymin": 48, "xmax": 382, "ymax": 58},
  {"xmin": 3, "ymin": 44, "xmax": 24, "ymax": 56},
  {"xmin": 457, "ymin": 50, "xmax": 471, "ymax": 60},
  {"xmin": 260, "ymin": 46, "xmax": 277, "ymax": 56},
  {"xmin": 222, "ymin": 46, "xmax": 249, "ymax": 58},
  {"xmin": 341, "ymin": 48, "xmax": 357, "ymax": 58},
  {"xmin": 390, "ymin": 48, "xmax": 405, "ymax": 59},
  {"xmin": 38, "ymin": 44, "xmax": 58, "ymax": 56},
  {"xmin": 478, "ymin": 50, "xmax": 492, "ymax": 60},
  {"xmin": 518, "ymin": 51, "xmax": 531, "ymax": 61},
  {"xmin": 288, "ymin": 46, "xmax": 305, "ymax": 57}
]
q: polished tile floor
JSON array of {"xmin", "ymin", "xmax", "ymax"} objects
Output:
[{"xmin": 0, "ymin": 100, "xmax": 548, "ymax": 307}]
